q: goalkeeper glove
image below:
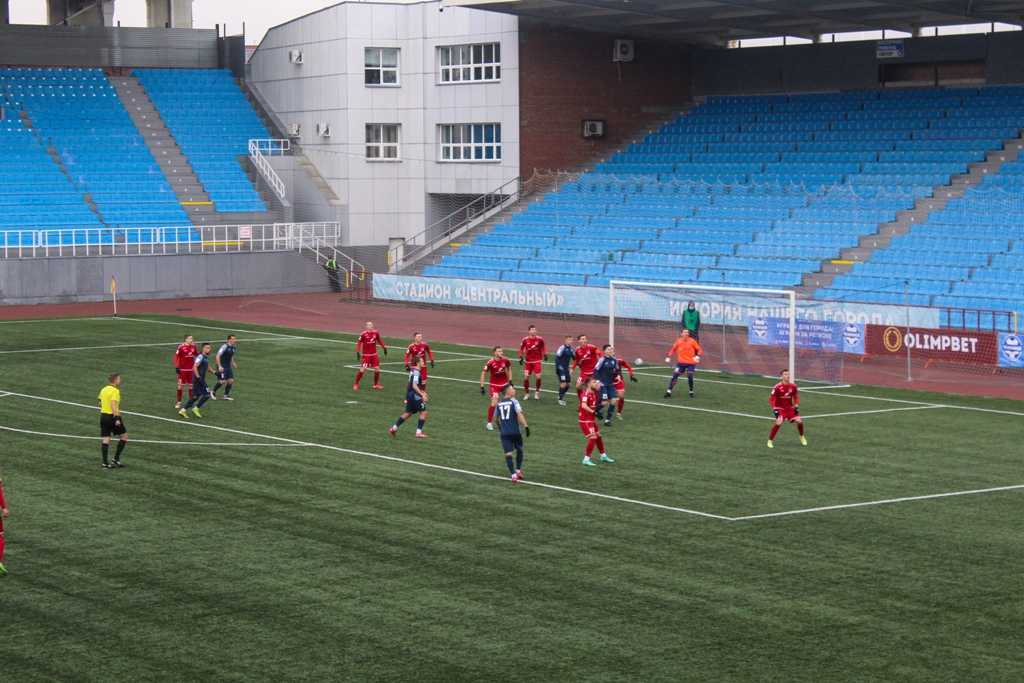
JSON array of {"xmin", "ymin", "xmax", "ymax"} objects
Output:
[
  {"xmin": 383, "ymin": 348, "xmax": 388, "ymax": 356},
  {"xmin": 480, "ymin": 386, "xmax": 486, "ymax": 395},
  {"xmin": 544, "ymin": 354, "xmax": 549, "ymax": 362},
  {"xmin": 518, "ymin": 357, "xmax": 523, "ymax": 366},
  {"xmin": 773, "ymin": 409, "xmax": 780, "ymax": 418},
  {"xmin": 793, "ymin": 407, "xmax": 800, "ymax": 415},
  {"xmin": 524, "ymin": 426, "xmax": 530, "ymax": 438},
  {"xmin": 430, "ymin": 360, "xmax": 435, "ymax": 368},
  {"xmin": 356, "ymin": 352, "xmax": 361, "ymax": 360},
  {"xmin": 404, "ymin": 365, "xmax": 410, "ymax": 371},
  {"xmin": 630, "ymin": 375, "xmax": 638, "ymax": 383}
]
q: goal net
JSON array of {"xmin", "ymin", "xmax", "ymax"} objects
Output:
[{"xmin": 608, "ymin": 281, "xmax": 858, "ymax": 385}]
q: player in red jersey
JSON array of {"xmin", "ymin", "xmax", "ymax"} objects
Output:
[
  {"xmin": 480, "ymin": 346, "xmax": 513, "ymax": 430},
  {"xmin": 404, "ymin": 332, "xmax": 435, "ymax": 384},
  {"xmin": 571, "ymin": 334, "xmax": 600, "ymax": 398},
  {"xmin": 768, "ymin": 369, "xmax": 807, "ymax": 449},
  {"xmin": 611, "ymin": 356, "xmax": 638, "ymax": 419},
  {"xmin": 0, "ymin": 475, "xmax": 8, "ymax": 574},
  {"xmin": 353, "ymin": 321, "xmax": 387, "ymax": 390},
  {"xmin": 578, "ymin": 377, "xmax": 614, "ymax": 467},
  {"xmin": 518, "ymin": 325, "xmax": 547, "ymax": 400},
  {"xmin": 173, "ymin": 334, "xmax": 198, "ymax": 408}
]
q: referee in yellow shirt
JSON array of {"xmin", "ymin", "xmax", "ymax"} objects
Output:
[{"xmin": 99, "ymin": 373, "xmax": 128, "ymax": 469}]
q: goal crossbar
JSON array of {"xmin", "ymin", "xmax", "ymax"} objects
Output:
[{"xmin": 608, "ymin": 280, "xmax": 798, "ymax": 380}]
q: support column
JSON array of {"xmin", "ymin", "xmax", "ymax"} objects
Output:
[
  {"xmin": 146, "ymin": 0, "xmax": 193, "ymax": 28},
  {"xmin": 0, "ymin": 0, "xmax": 9, "ymax": 26}
]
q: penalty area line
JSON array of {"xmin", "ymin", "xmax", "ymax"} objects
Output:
[
  {"xmin": 0, "ymin": 424, "xmax": 313, "ymax": 447},
  {"xmin": 0, "ymin": 388, "xmax": 730, "ymax": 521},
  {"xmin": 801, "ymin": 405, "xmax": 948, "ymax": 419},
  {"xmin": 730, "ymin": 483, "xmax": 1024, "ymax": 521}
]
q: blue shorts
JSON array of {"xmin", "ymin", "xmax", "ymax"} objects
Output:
[
  {"xmin": 675, "ymin": 364, "xmax": 696, "ymax": 373},
  {"xmin": 192, "ymin": 379, "xmax": 209, "ymax": 395},
  {"xmin": 217, "ymin": 367, "xmax": 234, "ymax": 381},
  {"xmin": 556, "ymin": 366, "xmax": 571, "ymax": 383},
  {"xmin": 600, "ymin": 383, "xmax": 618, "ymax": 401},
  {"xmin": 405, "ymin": 396, "xmax": 425, "ymax": 413},
  {"xmin": 500, "ymin": 434, "xmax": 524, "ymax": 453}
]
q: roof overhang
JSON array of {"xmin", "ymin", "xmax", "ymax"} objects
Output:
[{"xmin": 443, "ymin": 0, "xmax": 1024, "ymax": 46}]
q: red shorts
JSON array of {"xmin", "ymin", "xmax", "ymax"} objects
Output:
[
  {"xmin": 523, "ymin": 361, "xmax": 542, "ymax": 375},
  {"xmin": 361, "ymin": 354, "xmax": 380, "ymax": 369},
  {"xmin": 774, "ymin": 407, "xmax": 799, "ymax": 421},
  {"xmin": 489, "ymin": 382, "xmax": 508, "ymax": 397},
  {"xmin": 579, "ymin": 420, "xmax": 598, "ymax": 437},
  {"xmin": 177, "ymin": 369, "xmax": 194, "ymax": 384},
  {"xmin": 613, "ymin": 377, "xmax": 625, "ymax": 391}
]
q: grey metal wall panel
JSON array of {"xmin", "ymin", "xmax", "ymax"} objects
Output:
[
  {"xmin": 0, "ymin": 25, "xmax": 218, "ymax": 68},
  {"xmin": 0, "ymin": 252, "xmax": 331, "ymax": 305}
]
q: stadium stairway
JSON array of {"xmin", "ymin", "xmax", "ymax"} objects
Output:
[
  {"xmin": 133, "ymin": 69, "xmax": 281, "ymax": 226},
  {"xmin": 801, "ymin": 130, "xmax": 1024, "ymax": 294},
  {"xmin": 110, "ymin": 75, "xmax": 215, "ymax": 224}
]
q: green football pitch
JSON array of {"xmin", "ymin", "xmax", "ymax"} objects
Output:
[{"xmin": 0, "ymin": 314, "xmax": 1021, "ymax": 681}]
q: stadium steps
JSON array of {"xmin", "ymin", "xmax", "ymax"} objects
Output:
[
  {"xmin": 801, "ymin": 131, "xmax": 1024, "ymax": 294},
  {"xmin": 238, "ymin": 78, "xmax": 290, "ymax": 142},
  {"xmin": 110, "ymin": 75, "xmax": 212, "ymax": 222}
]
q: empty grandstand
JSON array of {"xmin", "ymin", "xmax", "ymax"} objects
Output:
[{"xmin": 423, "ymin": 86, "xmax": 1024, "ymax": 327}]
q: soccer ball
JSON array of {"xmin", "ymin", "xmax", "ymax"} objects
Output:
[{"xmin": 634, "ymin": 358, "xmax": 643, "ymax": 366}]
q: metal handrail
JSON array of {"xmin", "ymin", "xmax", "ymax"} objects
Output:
[
  {"xmin": 248, "ymin": 138, "xmax": 289, "ymax": 204},
  {"xmin": 297, "ymin": 235, "xmax": 368, "ymax": 288},
  {"xmin": 387, "ymin": 176, "xmax": 521, "ymax": 273},
  {"xmin": 0, "ymin": 222, "xmax": 341, "ymax": 259},
  {"xmin": 385, "ymin": 170, "xmax": 582, "ymax": 273}
]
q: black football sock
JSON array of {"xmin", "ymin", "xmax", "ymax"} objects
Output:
[
  {"xmin": 505, "ymin": 455, "xmax": 516, "ymax": 474},
  {"xmin": 417, "ymin": 419, "xmax": 426, "ymax": 431},
  {"xmin": 688, "ymin": 375, "xmax": 694, "ymax": 391},
  {"xmin": 515, "ymin": 448, "xmax": 524, "ymax": 470},
  {"xmin": 101, "ymin": 443, "xmax": 109, "ymax": 465},
  {"xmin": 394, "ymin": 416, "xmax": 406, "ymax": 428},
  {"xmin": 115, "ymin": 441, "xmax": 126, "ymax": 460},
  {"xmin": 224, "ymin": 383, "xmax": 233, "ymax": 397},
  {"xmin": 196, "ymin": 394, "xmax": 211, "ymax": 408},
  {"xmin": 212, "ymin": 381, "xmax": 222, "ymax": 395},
  {"xmin": 668, "ymin": 373, "xmax": 679, "ymax": 390}
]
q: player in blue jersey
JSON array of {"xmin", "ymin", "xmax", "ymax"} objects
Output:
[
  {"xmin": 491, "ymin": 383, "xmax": 530, "ymax": 482},
  {"xmin": 389, "ymin": 356, "xmax": 429, "ymax": 439},
  {"xmin": 592, "ymin": 345, "xmax": 621, "ymax": 426},
  {"xmin": 554, "ymin": 335, "xmax": 574, "ymax": 406},
  {"xmin": 179, "ymin": 343, "xmax": 213, "ymax": 418},
  {"xmin": 211, "ymin": 335, "xmax": 238, "ymax": 400}
]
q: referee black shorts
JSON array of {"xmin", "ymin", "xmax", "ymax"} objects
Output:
[{"xmin": 100, "ymin": 414, "xmax": 127, "ymax": 438}]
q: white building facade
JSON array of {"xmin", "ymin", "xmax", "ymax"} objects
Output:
[{"xmin": 248, "ymin": 0, "xmax": 519, "ymax": 246}]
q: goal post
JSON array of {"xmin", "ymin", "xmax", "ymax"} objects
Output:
[{"xmin": 609, "ymin": 280, "xmax": 798, "ymax": 381}]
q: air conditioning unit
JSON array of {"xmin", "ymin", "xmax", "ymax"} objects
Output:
[
  {"xmin": 317, "ymin": 122, "xmax": 332, "ymax": 138},
  {"xmin": 612, "ymin": 39, "xmax": 635, "ymax": 63},
  {"xmin": 582, "ymin": 119, "xmax": 606, "ymax": 139},
  {"xmin": 287, "ymin": 122, "xmax": 301, "ymax": 137},
  {"xmin": 288, "ymin": 49, "xmax": 304, "ymax": 64}
]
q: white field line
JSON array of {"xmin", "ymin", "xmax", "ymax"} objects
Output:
[
  {"xmin": 801, "ymin": 388, "xmax": 1024, "ymax": 418},
  {"xmin": 801, "ymin": 405, "xmax": 948, "ymax": 420},
  {"xmin": 0, "ymin": 392, "xmax": 11, "ymax": 399},
  {"xmin": 730, "ymin": 484, "xmax": 1024, "ymax": 521},
  {"xmin": 0, "ymin": 424, "xmax": 312, "ymax": 447},
  {"xmin": 0, "ymin": 316, "xmax": 114, "ymax": 325},
  {"xmin": 350, "ymin": 366, "xmax": 774, "ymax": 421},
  {"xmin": 0, "ymin": 389, "xmax": 731, "ymax": 521},
  {"xmin": 0, "ymin": 337, "xmax": 307, "ymax": 355}
]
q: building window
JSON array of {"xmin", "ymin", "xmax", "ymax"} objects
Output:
[
  {"xmin": 365, "ymin": 47, "xmax": 399, "ymax": 86},
  {"xmin": 366, "ymin": 124, "xmax": 400, "ymax": 160},
  {"xmin": 438, "ymin": 43, "xmax": 501, "ymax": 83},
  {"xmin": 439, "ymin": 123, "xmax": 501, "ymax": 161}
]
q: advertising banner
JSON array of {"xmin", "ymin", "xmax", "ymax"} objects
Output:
[
  {"xmin": 865, "ymin": 325, "xmax": 998, "ymax": 365},
  {"xmin": 748, "ymin": 317, "xmax": 865, "ymax": 354},
  {"xmin": 997, "ymin": 333, "xmax": 1024, "ymax": 368},
  {"xmin": 373, "ymin": 274, "xmax": 942, "ymax": 328}
]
